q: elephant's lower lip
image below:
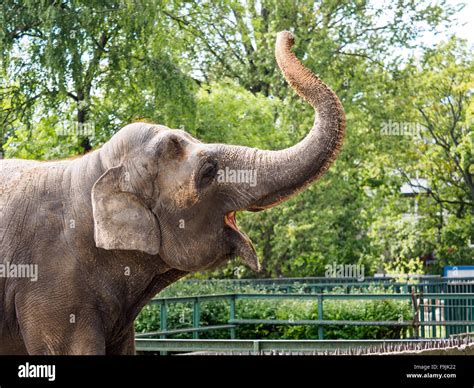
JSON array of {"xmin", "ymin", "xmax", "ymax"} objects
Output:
[
  {"xmin": 224, "ymin": 211, "xmax": 253, "ymax": 245},
  {"xmin": 224, "ymin": 211, "xmax": 259, "ymax": 272}
]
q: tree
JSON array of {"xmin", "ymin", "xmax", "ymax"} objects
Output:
[
  {"xmin": 0, "ymin": 0, "xmax": 195, "ymax": 157},
  {"xmin": 406, "ymin": 38, "xmax": 473, "ymax": 215},
  {"xmin": 360, "ymin": 37, "xmax": 473, "ymax": 274},
  {"xmin": 163, "ymin": 0, "xmax": 459, "ymax": 96}
]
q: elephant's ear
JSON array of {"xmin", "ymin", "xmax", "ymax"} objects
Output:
[{"xmin": 91, "ymin": 165, "xmax": 160, "ymax": 255}]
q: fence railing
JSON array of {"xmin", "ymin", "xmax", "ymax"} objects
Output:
[
  {"xmin": 181, "ymin": 276, "xmax": 474, "ymax": 295},
  {"xmin": 135, "ymin": 292, "xmax": 474, "ymax": 343}
]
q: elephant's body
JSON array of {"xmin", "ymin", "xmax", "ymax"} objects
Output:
[{"xmin": 0, "ymin": 153, "xmax": 185, "ymax": 354}]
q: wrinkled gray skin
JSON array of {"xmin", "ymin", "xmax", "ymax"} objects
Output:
[{"xmin": 0, "ymin": 32, "xmax": 345, "ymax": 354}]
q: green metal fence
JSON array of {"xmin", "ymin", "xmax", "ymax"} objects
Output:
[
  {"xmin": 136, "ymin": 292, "xmax": 474, "ymax": 341},
  {"xmin": 135, "ymin": 277, "xmax": 474, "ymax": 353}
]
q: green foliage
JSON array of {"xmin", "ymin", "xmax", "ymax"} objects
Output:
[
  {"xmin": 194, "ymin": 80, "xmax": 286, "ymax": 147},
  {"xmin": 358, "ymin": 37, "xmax": 474, "ymax": 275},
  {"xmin": 384, "ymin": 258, "xmax": 425, "ymax": 282},
  {"xmin": 324, "ymin": 298, "xmax": 412, "ymax": 340}
]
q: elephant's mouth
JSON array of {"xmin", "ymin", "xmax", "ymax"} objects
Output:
[
  {"xmin": 224, "ymin": 211, "xmax": 251, "ymax": 245},
  {"xmin": 224, "ymin": 211, "xmax": 260, "ymax": 272},
  {"xmin": 224, "ymin": 211, "xmax": 239, "ymax": 232}
]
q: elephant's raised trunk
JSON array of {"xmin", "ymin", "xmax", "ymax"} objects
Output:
[
  {"xmin": 216, "ymin": 31, "xmax": 346, "ymax": 211},
  {"xmin": 250, "ymin": 31, "xmax": 346, "ymax": 209}
]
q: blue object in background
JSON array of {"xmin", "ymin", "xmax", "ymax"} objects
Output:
[{"xmin": 444, "ymin": 265, "xmax": 474, "ymax": 278}]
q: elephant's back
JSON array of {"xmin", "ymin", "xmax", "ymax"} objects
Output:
[
  {"xmin": 0, "ymin": 158, "xmax": 69, "ymax": 243},
  {"xmin": 0, "ymin": 159, "xmax": 45, "ymax": 189},
  {"xmin": 0, "ymin": 158, "xmax": 68, "ymax": 192},
  {"xmin": 0, "ymin": 159, "xmax": 47, "ymax": 211}
]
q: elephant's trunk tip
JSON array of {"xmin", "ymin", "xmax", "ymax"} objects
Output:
[
  {"xmin": 277, "ymin": 30, "xmax": 295, "ymax": 42},
  {"xmin": 276, "ymin": 31, "xmax": 295, "ymax": 56},
  {"xmin": 275, "ymin": 29, "xmax": 346, "ymax": 143}
]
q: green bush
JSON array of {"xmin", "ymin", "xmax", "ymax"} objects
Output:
[{"xmin": 134, "ymin": 280, "xmax": 413, "ymax": 339}]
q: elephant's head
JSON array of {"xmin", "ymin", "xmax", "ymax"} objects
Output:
[{"xmin": 91, "ymin": 31, "xmax": 345, "ymax": 273}]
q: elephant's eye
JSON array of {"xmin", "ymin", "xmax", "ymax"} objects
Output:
[{"xmin": 198, "ymin": 160, "xmax": 218, "ymax": 188}]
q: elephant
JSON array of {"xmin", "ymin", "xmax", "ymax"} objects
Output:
[{"xmin": 0, "ymin": 31, "xmax": 345, "ymax": 355}]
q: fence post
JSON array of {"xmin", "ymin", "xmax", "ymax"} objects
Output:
[
  {"xmin": 160, "ymin": 301, "xmax": 167, "ymax": 337},
  {"xmin": 160, "ymin": 300, "xmax": 168, "ymax": 356},
  {"xmin": 410, "ymin": 287, "xmax": 420, "ymax": 339},
  {"xmin": 230, "ymin": 295, "xmax": 236, "ymax": 339},
  {"xmin": 193, "ymin": 297, "xmax": 201, "ymax": 339},
  {"xmin": 317, "ymin": 294, "xmax": 324, "ymax": 340},
  {"xmin": 253, "ymin": 340, "xmax": 260, "ymax": 354},
  {"xmin": 420, "ymin": 297, "xmax": 425, "ymax": 338}
]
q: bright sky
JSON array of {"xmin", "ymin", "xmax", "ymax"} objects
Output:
[
  {"xmin": 366, "ymin": 0, "xmax": 474, "ymax": 60},
  {"xmin": 419, "ymin": 0, "xmax": 473, "ymax": 46},
  {"xmin": 451, "ymin": 0, "xmax": 474, "ymax": 43}
]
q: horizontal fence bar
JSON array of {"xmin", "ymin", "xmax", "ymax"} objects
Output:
[
  {"xmin": 185, "ymin": 276, "xmax": 444, "ymax": 282},
  {"xmin": 235, "ymin": 293, "xmax": 474, "ymax": 300},
  {"xmin": 150, "ymin": 294, "xmax": 234, "ymax": 304},
  {"xmin": 150, "ymin": 293, "xmax": 474, "ymax": 304},
  {"xmin": 137, "ymin": 320, "xmax": 474, "ymax": 340},
  {"xmin": 229, "ymin": 319, "xmax": 474, "ymax": 327},
  {"xmin": 245, "ymin": 283, "xmax": 451, "ymax": 289},
  {"xmin": 189, "ymin": 281, "xmax": 474, "ymax": 287},
  {"xmin": 136, "ymin": 325, "xmax": 236, "ymax": 338},
  {"xmin": 183, "ymin": 276, "xmax": 474, "ymax": 284},
  {"xmin": 135, "ymin": 338, "xmax": 452, "ymax": 353},
  {"xmin": 229, "ymin": 319, "xmax": 413, "ymax": 326}
]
